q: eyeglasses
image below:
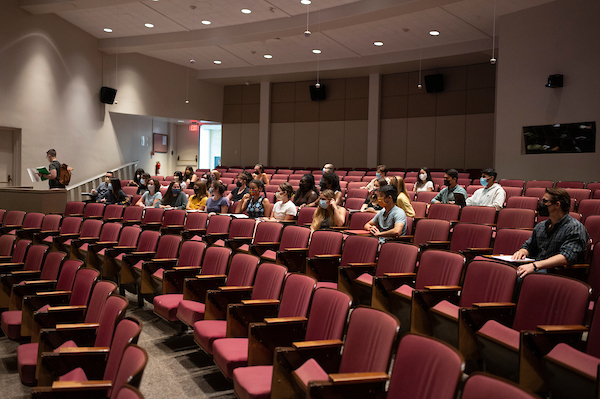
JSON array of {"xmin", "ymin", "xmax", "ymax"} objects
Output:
[{"xmin": 541, "ymin": 199, "xmax": 554, "ymax": 204}]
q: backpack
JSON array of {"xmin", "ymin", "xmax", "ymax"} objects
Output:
[{"xmin": 59, "ymin": 163, "xmax": 73, "ymax": 186}]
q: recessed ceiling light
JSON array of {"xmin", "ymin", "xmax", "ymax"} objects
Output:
[
  {"xmin": 103, "ymin": 28, "xmax": 113, "ymax": 33},
  {"xmin": 429, "ymin": 30, "xmax": 440, "ymax": 36},
  {"xmin": 241, "ymin": 9, "xmax": 251, "ymax": 14},
  {"xmin": 264, "ymin": 54, "xmax": 273, "ymax": 59},
  {"xmin": 374, "ymin": 41, "xmax": 384, "ymax": 46},
  {"xmin": 145, "ymin": 23, "xmax": 154, "ymax": 28},
  {"xmin": 301, "ymin": 0, "xmax": 311, "ymax": 4},
  {"xmin": 213, "ymin": 60, "xmax": 222, "ymax": 64},
  {"xmin": 178, "ymin": 120, "xmax": 184, "ymax": 123},
  {"xmin": 312, "ymin": 49, "xmax": 321, "ymax": 54},
  {"xmin": 201, "ymin": 20, "xmax": 211, "ymax": 25}
]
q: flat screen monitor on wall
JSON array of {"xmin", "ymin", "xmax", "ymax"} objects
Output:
[{"xmin": 523, "ymin": 121, "xmax": 596, "ymax": 154}]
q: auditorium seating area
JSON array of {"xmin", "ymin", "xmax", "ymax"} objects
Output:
[{"xmin": 3, "ymin": 165, "xmax": 600, "ymax": 398}]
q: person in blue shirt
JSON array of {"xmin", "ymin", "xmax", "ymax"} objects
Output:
[{"xmin": 364, "ymin": 185, "xmax": 407, "ymax": 241}]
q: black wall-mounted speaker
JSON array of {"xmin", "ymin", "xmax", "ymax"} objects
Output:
[
  {"xmin": 100, "ymin": 86, "xmax": 117, "ymax": 104},
  {"xmin": 424, "ymin": 74, "xmax": 444, "ymax": 93},
  {"xmin": 546, "ymin": 74, "xmax": 564, "ymax": 88},
  {"xmin": 309, "ymin": 84, "xmax": 327, "ymax": 101}
]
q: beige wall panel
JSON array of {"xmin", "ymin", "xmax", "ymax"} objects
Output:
[
  {"xmin": 271, "ymin": 102, "xmax": 295, "ymax": 123},
  {"xmin": 223, "ymin": 104, "xmax": 242, "ymax": 124},
  {"xmin": 242, "ymin": 84, "xmax": 260, "ymax": 104},
  {"xmin": 465, "ymin": 113, "xmax": 495, "ymax": 170},
  {"xmin": 466, "ymin": 88, "xmax": 496, "ymax": 114},
  {"xmin": 241, "ymin": 103, "xmax": 260, "ymax": 123},
  {"xmin": 295, "ymin": 81, "xmax": 314, "ymax": 102},
  {"xmin": 434, "ymin": 115, "xmax": 466, "ymax": 170},
  {"xmin": 438, "ymin": 66, "xmax": 467, "ymax": 91},
  {"xmin": 408, "ymin": 70, "xmax": 437, "ymax": 95},
  {"xmin": 406, "ymin": 117, "xmax": 436, "ymax": 168},
  {"xmin": 221, "ymin": 124, "xmax": 241, "ymax": 166},
  {"xmin": 272, "ymin": 82, "xmax": 296, "ymax": 103},
  {"xmin": 380, "ymin": 118, "xmax": 408, "ymax": 169},
  {"xmin": 408, "ymin": 94, "xmax": 436, "ymax": 118},
  {"xmin": 318, "ymin": 121, "xmax": 345, "ymax": 167},
  {"xmin": 381, "ymin": 95, "xmax": 408, "ymax": 119},
  {"xmin": 321, "ymin": 79, "xmax": 346, "ymax": 100},
  {"xmin": 345, "ymin": 98, "xmax": 369, "ymax": 120},
  {"xmin": 382, "ymin": 73, "xmax": 409, "ymax": 97},
  {"xmin": 240, "ymin": 124, "xmax": 260, "ymax": 166},
  {"xmin": 319, "ymin": 100, "xmax": 345, "ymax": 121},
  {"xmin": 295, "ymin": 101, "xmax": 320, "ymax": 122},
  {"xmin": 343, "ymin": 120, "xmax": 369, "ymax": 168},
  {"xmin": 467, "ymin": 63, "xmax": 496, "ymax": 89},
  {"xmin": 224, "ymin": 86, "xmax": 242, "ymax": 105},
  {"xmin": 270, "ymin": 123, "xmax": 296, "ymax": 167},
  {"xmin": 346, "ymin": 77, "xmax": 369, "ymax": 99},
  {"xmin": 436, "ymin": 91, "xmax": 467, "ymax": 116},
  {"xmin": 293, "ymin": 122, "xmax": 320, "ymax": 167}
]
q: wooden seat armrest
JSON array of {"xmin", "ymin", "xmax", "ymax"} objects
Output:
[
  {"xmin": 284, "ymin": 247, "xmax": 309, "ymax": 252},
  {"xmin": 194, "ymin": 274, "xmax": 228, "ymax": 279},
  {"xmin": 313, "ymin": 254, "xmax": 341, "ymax": 259},
  {"xmin": 145, "ymin": 258, "xmax": 178, "ymax": 264},
  {"xmin": 143, "ymin": 222, "xmax": 162, "ymax": 226},
  {"xmin": 75, "ymin": 237, "xmax": 100, "ymax": 243},
  {"xmin": 129, "ymin": 251, "xmax": 156, "ymax": 256},
  {"xmin": 207, "ymin": 232, "xmax": 229, "ymax": 237},
  {"xmin": 24, "ymin": 279, "xmax": 57, "ymax": 285},
  {"xmin": 383, "ymin": 272, "xmax": 416, "ymax": 277},
  {"xmin": 57, "ymin": 233, "xmax": 80, "ymax": 240},
  {"xmin": 293, "ymin": 339, "xmax": 343, "ymax": 349},
  {"xmin": 241, "ymin": 299, "xmax": 280, "ymax": 305},
  {"xmin": 20, "ymin": 227, "xmax": 41, "ymax": 231},
  {"xmin": 472, "ymin": 302, "xmax": 516, "ymax": 308},
  {"xmin": 219, "ymin": 286, "xmax": 253, "ymax": 291},
  {"xmin": 112, "ymin": 246, "xmax": 136, "ymax": 251},
  {"xmin": 164, "ymin": 225, "xmax": 184, "ymax": 229},
  {"xmin": 463, "ymin": 247, "xmax": 494, "ymax": 253},
  {"xmin": 94, "ymin": 241, "xmax": 118, "ymax": 246},
  {"xmin": 55, "ymin": 323, "xmax": 100, "ymax": 330},
  {"xmin": 47, "ymin": 305, "xmax": 87, "ymax": 312},
  {"xmin": 0, "ymin": 262, "xmax": 24, "ymax": 267},
  {"xmin": 35, "ymin": 290, "xmax": 72, "ymax": 296},
  {"xmin": 567, "ymin": 263, "xmax": 590, "ymax": 269},
  {"xmin": 232, "ymin": 236, "xmax": 253, "ymax": 241},
  {"xmin": 264, "ymin": 317, "xmax": 307, "ymax": 324},
  {"xmin": 51, "ymin": 380, "xmax": 112, "ymax": 390},
  {"xmin": 254, "ymin": 242, "xmax": 280, "ymax": 246},
  {"xmin": 173, "ymin": 266, "xmax": 201, "ymax": 271},
  {"xmin": 394, "ymin": 235, "xmax": 413, "ymax": 242},
  {"xmin": 11, "ymin": 270, "xmax": 41, "ymax": 275},
  {"xmin": 57, "ymin": 347, "xmax": 110, "ymax": 354},
  {"xmin": 423, "ymin": 285, "xmax": 461, "ymax": 291},
  {"xmin": 426, "ymin": 240, "xmax": 451, "ymax": 245},
  {"xmin": 347, "ymin": 262, "xmax": 377, "ymax": 267},
  {"xmin": 329, "ymin": 372, "xmax": 389, "ymax": 384},
  {"xmin": 537, "ymin": 325, "xmax": 588, "ymax": 333}
]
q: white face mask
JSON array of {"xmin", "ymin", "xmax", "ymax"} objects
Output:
[{"xmin": 419, "ymin": 173, "xmax": 427, "ymax": 181}]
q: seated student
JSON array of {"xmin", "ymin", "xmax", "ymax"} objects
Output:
[
  {"xmin": 236, "ymin": 180, "xmax": 271, "ymax": 218},
  {"xmin": 431, "ymin": 169, "xmax": 468, "ymax": 205},
  {"xmin": 90, "ymin": 171, "xmax": 114, "ymax": 202},
  {"xmin": 173, "ymin": 171, "xmax": 187, "ymax": 190},
  {"xmin": 308, "ymin": 172, "xmax": 343, "ymax": 207},
  {"xmin": 268, "ymin": 182, "xmax": 297, "ymax": 221},
  {"xmin": 252, "ymin": 164, "xmax": 270, "ymax": 185},
  {"xmin": 104, "ymin": 178, "xmax": 129, "ymax": 205},
  {"xmin": 205, "ymin": 181, "xmax": 230, "ymax": 214},
  {"xmin": 210, "ymin": 169, "xmax": 222, "ymax": 184},
  {"xmin": 360, "ymin": 178, "xmax": 386, "ymax": 214},
  {"xmin": 364, "ymin": 185, "xmax": 407, "ymax": 241},
  {"xmin": 135, "ymin": 173, "xmax": 150, "ymax": 195},
  {"xmin": 390, "ymin": 176, "xmax": 415, "ymax": 217},
  {"xmin": 128, "ymin": 168, "xmax": 145, "ymax": 188},
  {"xmin": 310, "ymin": 189, "xmax": 347, "ymax": 231},
  {"xmin": 413, "ymin": 167, "xmax": 434, "ymax": 192},
  {"xmin": 465, "ymin": 168, "xmax": 506, "ymax": 211},
  {"xmin": 227, "ymin": 172, "xmax": 251, "ymax": 202},
  {"xmin": 136, "ymin": 178, "xmax": 162, "ymax": 207},
  {"xmin": 293, "ymin": 174, "xmax": 319, "ymax": 208},
  {"xmin": 361, "ymin": 164, "xmax": 391, "ymax": 191},
  {"xmin": 157, "ymin": 181, "xmax": 188, "ymax": 210},
  {"xmin": 186, "ymin": 181, "xmax": 209, "ymax": 211},
  {"xmin": 183, "ymin": 166, "xmax": 198, "ymax": 187}
]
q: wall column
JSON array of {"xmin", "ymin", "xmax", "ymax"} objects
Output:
[
  {"xmin": 367, "ymin": 73, "xmax": 381, "ymax": 168},
  {"xmin": 259, "ymin": 81, "xmax": 271, "ymax": 165}
]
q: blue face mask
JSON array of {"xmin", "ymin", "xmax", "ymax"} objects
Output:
[
  {"xmin": 107, "ymin": 183, "xmax": 113, "ymax": 190},
  {"xmin": 322, "ymin": 168, "xmax": 327, "ymax": 173},
  {"xmin": 172, "ymin": 189, "xmax": 181, "ymax": 196},
  {"xmin": 480, "ymin": 177, "xmax": 488, "ymax": 187},
  {"xmin": 376, "ymin": 172, "xmax": 381, "ymax": 179},
  {"xmin": 319, "ymin": 199, "xmax": 329, "ymax": 209}
]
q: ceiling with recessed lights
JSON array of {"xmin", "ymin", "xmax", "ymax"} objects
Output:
[{"xmin": 21, "ymin": 0, "xmax": 555, "ymax": 84}]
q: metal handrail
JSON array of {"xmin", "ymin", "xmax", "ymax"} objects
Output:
[{"xmin": 66, "ymin": 160, "xmax": 139, "ymax": 202}]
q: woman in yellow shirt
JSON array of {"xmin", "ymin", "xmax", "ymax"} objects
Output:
[
  {"xmin": 186, "ymin": 181, "xmax": 208, "ymax": 211},
  {"xmin": 390, "ymin": 176, "xmax": 415, "ymax": 218}
]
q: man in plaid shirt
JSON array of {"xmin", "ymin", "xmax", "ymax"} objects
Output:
[{"xmin": 513, "ymin": 187, "xmax": 589, "ymax": 278}]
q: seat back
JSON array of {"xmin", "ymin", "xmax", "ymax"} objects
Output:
[
  {"xmin": 459, "ymin": 259, "xmax": 516, "ymax": 307},
  {"xmin": 340, "ymin": 235, "xmax": 379, "ymax": 267},
  {"xmin": 0, "ymin": 209, "xmax": 5, "ymax": 224},
  {"xmin": 98, "ymin": 222, "xmax": 123, "ymax": 243},
  {"xmin": 184, "ymin": 212, "xmax": 208, "ymax": 231},
  {"xmin": 122, "ymin": 206, "xmax": 143, "ymax": 224},
  {"xmin": 201, "ymin": 246, "xmax": 232, "ymax": 276},
  {"xmin": 307, "ymin": 230, "xmax": 343, "ymax": 258},
  {"xmin": 578, "ymin": 199, "xmax": 600, "ymax": 223},
  {"xmin": 492, "ymin": 229, "xmax": 533, "ymax": 255},
  {"xmin": 338, "ymin": 307, "xmax": 399, "ymax": 374},
  {"xmin": 565, "ymin": 188, "xmax": 592, "ymax": 206},
  {"xmin": 206, "ymin": 214, "xmax": 232, "ymax": 235},
  {"xmin": 109, "ymin": 344, "xmax": 148, "ymax": 399},
  {"xmin": 387, "ymin": 334, "xmax": 464, "ymax": 399},
  {"xmin": 415, "ymin": 250, "xmax": 466, "ymax": 290},
  {"xmin": 428, "ymin": 203, "xmax": 460, "ymax": 222},
  {"xmin": 228, "ymin": 218, "xmax": 255, "ymax": 240},
  {"xmin": 103, "ymin": 318, "xmax": 143, "ymax": 384},
  {"xmin": 297, "ymin": 207, "xmax": 317, "ymax": 226},
  {"xmin": 506, "ymin": 196, "xmax": 539, "ymax": 210},
  {"xmin": 503, "ymin": 187, "xmax": 524, "ymax": 202},
  {"xmin": 141, "ymin": 207, "xmax": 164, "ymax": 226},
  {"xmin": 135, "ymin": 230, "xmax": 160, "ymax": 252},
  {"xmin": 22, "ymin": 244, "xmax": 48, "ymax": 271},
  {"xmin": 40, "ymin": 214, "xmax": 62, "ymax": 232},
  {"xmin": 21, "ymin": 212, "xmax": 44, "ymax": 230},
  {"xmin": 95, "ymin": 294, "xmax": 129, "ymax": 347},
  {"xmin": 279, "ymin": 226, "xmax": 311, "ymax": 251},
  {"xmin": 304, "ymin": 288, "xmax": 352, "ymax": 341},
  {"xmin": 496, "ymin": 208, "xmax": 535, "ymax": 230},
  {"xmin": 525, "ymin": 180, "xmax": 553, "ymax": 189},
  {"xmin": 347, "ymin": 189, "xmax": 369, "ymax": 199},
  {"xmin": 415, "ymin": 191, "xmax": 437, "ymax": 204},
  {"xmin": 461, "ymin": 373, "xmax": 538, "ymax": 399},
  {"xmin": 64, "ymin": 201, "xmax": 85, "ymax": 216},
  {"xmin": 177, "ymin": 240, "xmax": 206, "ymax": 267},
  {"xmin": 226, "ymin": 253, "xmax": 259, "ymax": 286},
  {"xmin": 0, "ymin": 234, "xmax": 16, "ymax": 256},
  {"xmin": 344, "ymin": 198, "xmax": 365, "ymax": 211},
  {"xmin": 118, "ymin": 226, "xmax": 141, "ymax": 247},
  {"xmin": 411, "ymin": 201, "xmax": 427, "ymax": 218},
  {"xmin": 587, "ymin": 216, "xmax": 600, "ymax": 250},
  {"xmin": 162, "ymin": 209, "xmax": 186, "ymax": 227},
  {"xmin": 499, "ymin": 179, "xmax": 525, "ymax": 188},
  {"xmin": 84, "ymin": 203, "xmax": 105, "ymax": 219},
  {"xmin": 154, "ymin": 234, "xmax": 182, "ymax": 259},
  {"xmin": 69, "ymin": 268, "xmax": 99, "ymax": 306},
  {"xmin": 253, "ymin": 221, "xmax": 282, "ymax": 245},
  {"xmin": 55, "ymin": 260, "xmax": 83, "ymax": 291},
  {"xmin": 376, "ymin": 242, "xmax": 419, "ymax": 276},
  {"xmin": 250, "ymin": 263, "xmax": 287, "ymax": 300},
  {"xmin": 85, "ymin": 281, "xmax": 118, "ymax": 323},
  {"xmin": 449, "ymin": 223, "xmax": 493, "ymax": 253},
  {"xmin": 413, "ymin": 219, "xmax": 451, "ymax": 247},
  {"xmin": 38, "ymin": 252, "xmax": 66, "ymax": 280},
  {"xmin": 513, "ymin": 274, "xmax": 591, "ymax": 331},
  {"xmin": 459, "ymin": 206, "xmax": 497, "ymax": 225},
  {"xmin": 79, "ymin": 219, "xmax": 103, "ymax": 239},
  {"xmin": 277, "ymin": 273, "xmax": 316, "ymax": 318},
  {"xmin": 347, "ymin": 212, "xmax": 375, "ymax": 230},
  {"xmin": 524, "ymin": 187, "xmax": 546, "ymax": 199},
  {"xmin": 103, "ymin": 204, "xmax": 124, "ymax": 221},
  {"xmin": 10, "ymin": 238, "xmax": 31, "ymax": 263},
  {"xmin": 59, "ymin": 216, "xmax": 82, "ymax": 235}
]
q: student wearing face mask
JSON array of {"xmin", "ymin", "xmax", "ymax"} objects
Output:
[
  {"xmin": 227, "ymin": 172, "xmax": 251, "ymax": 202},
  {"xmin": 183, "ymin": 166, "xmax": 198, "ymax": 186},
  {"xmin": 104, "ymin": 178, "xmax": 129, "ymax": 205},
  {"xmin": 134, "ymin": 173, "xmax": 150, "ymax": 195},
  {"xmin": 128, "ymin": 168, "xmax": 145, "ymax": 188},
  {"xmin": 136, "ymin": 178, "xmax": 162, "ymax": 207},
  {"xmin": 465, "ymin": 168, "xmax": 506, "ymax": 211},
  {"xmin": 267, "ymin": 182, "xmax": 297, "ymax": 221},
  {"xmin": 361, "ymin": 165, "xmax": 391, "ymax": 191},
  {"xmin": 360, "ymin": 178, "xmax": 386, "ymax": 213},
  {"xmin": 173, "ymin": 171, "xmax": 187, "ymax": 190},
  {"xmin": 431, "ymin": 169, "xmax": 468, "ymax": 205},
  {"xmin": 413, "ymin": 167, "xmax": 434, "ymax": 192},
  {"xmin": 206, "ymin": 181, "xmax": 230, "ymax": 214},
  {"xmin": 187, "ymin": 181, "xmax": 209, "ymax": 211},
  {"xmin": 157, "ymin": 181, "xmax": 188, "ymax": 209},
  {"xmin": 293, "ymin": 174, "xmax": 319, "ymax": 208},
  {"xmin": 90, "ymin": 171, "xmax": 114, "ymax": 202},
  {"xmin": 512, "ymin": 188, "xmax": 588, "ymax": 279},
  {"xmin": 310, "ymin": 189, "xmax": 347, "ymax": 231},
  {"xmin": 236, "ymin": 180, "xmax": 271, "ymax": 217},
  {"xmin": 252, "ymin": 164, "xmax": 270, "ymax": 185},
  {"xmin": 308, "ymin": 172, "xmax": 343, "ymax": 207},
  {"xmin": 363, "ymin": 185, "xmax": 407, "ymax": 241}
]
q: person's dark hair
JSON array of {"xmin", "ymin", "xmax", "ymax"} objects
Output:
[
  {"xmin": 173, "ymin": 171, "xmax": 184, "ymax": 181},
  {"xmin": 298, "ymin": 174, "xmax": 318, "ymax": 194},
  {"xmin": 321, "ymin": 172, "xmax": 340, "ymax": 191},
  {"xmin": 279, "ymin": 182, "xmax": 294, "ymax": 199},
  {"xmin": 106, "ymin": 171, "xmax": 114, "ymax": 176},
  {"xmin": 445, "ymin": 169, "xmax": 459, "ymax": 180},
  {"xmin": 212, "ymin": 181, "xmax": 226, "ymax": 195},
  {"xmin": 238, "ymin": 172, "xmax": 251, "ymax": 184},
  {"xmin": 163, "ymin": 181, "xmax": 182, "ymax": 204},
  {"xmin": 376, "ymin": 164, "xmax": 388, "ymax": 174},
  {"xmin": 141, "ymin": 172, "xmax": 151, "ymax": 181},
  {"xmin": 419, "ymin": 167, "xmax": 433, "ymax": 182},
  {"xmin": 109, "ymin": 178, "xmax": 126, "ymax": 202},
  {"xmin": 376, "ymin": 178, "xmax": 387, "ymax": 188},
  {"xmin": 481, "ymin": 168, "xmax": 497, "ymax": 180},
  {"xmin": 254, "ymin": 164, "xmax": 265, "ymax": 174},
  {"xmin": 379, "ymin": 185, "xmax": 398, "ymax": 203},
  {"xmin": 194, "ymin": 181, "xmax": 208, "ymax": 199},
  {"xmin": 546, "ymin": 187, "xmax": 571, "ymax": 213},
  {"xmin": 185, "ymin": 166, "xmax": 194, "ymax": 175},
  {"xmin": 147, "ymin": 178, "xmax": 160, "ymax": 191},
  {"xmin": 249, "ymin": 179, "xmax": 265, "ymax": 191},
  {"xmin": 133, "ymin": 168, "xmax": 145, "ymax": 184},
  {"xmin": 46, "ymin": 149, "xmax": 57, "ymax": 157}
]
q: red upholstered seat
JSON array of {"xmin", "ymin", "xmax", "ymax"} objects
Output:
[
  {"xmin": 459, "ymin": 206, "xmax": 497, "ymax": 225},
  {"xmin": 462, "ymin": 373, "xmax": 538, "ymax": 399}
]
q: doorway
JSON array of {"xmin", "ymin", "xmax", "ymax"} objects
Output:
[
  {"xmin": 199, "ymin": 124, "xmax": 222, "ymax": 170},
  {"xmin": 0, "ymin": 127, "xmax": 21, "ymax": 187}
]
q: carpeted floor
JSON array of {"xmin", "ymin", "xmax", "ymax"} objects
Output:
[{"xmin": 0, "ymin": 292, "xmax": 236, "ymax": 399}]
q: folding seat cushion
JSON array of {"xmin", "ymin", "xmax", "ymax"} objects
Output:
[{"xmin": 462, "ymin": 373, "xmax": 538, "ymax": 399}]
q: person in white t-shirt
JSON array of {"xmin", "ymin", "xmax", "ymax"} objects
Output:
[
  {"xmin": 465, "ymin": 168, "xmax": 506, "ymax": 211},
  {"xmin": 413, "ymin": 167, "xmax": 434, "ymax": 192},
  {"xmin": 268, "ymin": 182, "xmax": 297, "ymax": 221}
]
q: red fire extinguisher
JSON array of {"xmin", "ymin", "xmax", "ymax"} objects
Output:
[{"xmin": 155, "ymin": 161, "xmax": 161, "ymax": 175}]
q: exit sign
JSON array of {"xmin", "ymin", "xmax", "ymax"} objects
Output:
[{"xmin": 189, "ymin": 124, "xmax": 199, "ymax": 132}]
